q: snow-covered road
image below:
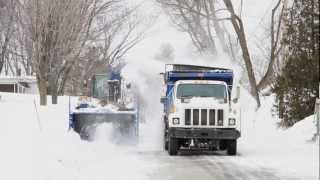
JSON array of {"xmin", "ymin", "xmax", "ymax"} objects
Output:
[{"xmin": 136, "ymin": 150, "xmax": 303, "ymax": 180}]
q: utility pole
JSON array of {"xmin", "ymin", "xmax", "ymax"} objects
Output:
[
  {"xmin": 315, "ymin": 98, "xmax": 320, "ymax": 139},
  {"xmin": 313, "ymin": 84, "xmax": 320, "ymax": 142},
  {"xmin": 317, "ymin": 83, "xmax": 320, "ymax": 139},
  {"xmin": 317, "ymin": 84, "xmax": 320, "ymax": 180}
]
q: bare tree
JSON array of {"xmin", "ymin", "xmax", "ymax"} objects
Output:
[
  {"xmin": 97, "ymin": 5, "xmax": 148, "ymax": 67},
  {"xmin": 157, "ymin": 0, "xmax": 288, "ymax": 107},
  {"xmin": 20, "ymin": 0, "xmax": 118, "ymax": 105},
  {"xmin": 65, "ymin": 2, "xmax": 153, "ymax": 96},
  {"xmin": 257, "ymin": 0, "xmax": 285, "ymax": 91},
  {"xmin": 157, "ymin": 0, "xmax": 232, "ymax": 55},
  {"xmin": 0, "ymin": 0, "xmax": 16, "ymax": 74},
  {"xmin": 0, "ymin": 0, "xmax": 35, "ymax": 77},
  {"xmin": 158, "ymin": 0, "xmax": 261, "ymax": 106}
]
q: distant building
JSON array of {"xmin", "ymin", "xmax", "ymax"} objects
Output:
[{"xmin": 0, "ymin": 76, "xmax": 38, "ymax": 94}]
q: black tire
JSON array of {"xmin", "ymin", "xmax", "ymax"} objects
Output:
[
  {"xmin": 168, "ymin": 137, "xmax": 179, "ymax": 155},
  {"xmin": 219, "ymin": 140, "xmax": 227, "ymax": 151},
  {"xmin": 227, "ymin": 139, "xmax": 237, "ymax": 155},
  {"xmin": 164, "ymin": 132, "xmax": 168, "ymax": 150},
  {"xmin": 164, "ymin": 120, "xmax": 169, "ymax": 151}
]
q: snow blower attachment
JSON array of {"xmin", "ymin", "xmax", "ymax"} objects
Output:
[{"xmin": 69, "ymin": 70, "xmax": 139, "ymax": 142}]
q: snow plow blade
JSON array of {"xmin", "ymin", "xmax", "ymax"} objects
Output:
[{"xmin": 70, "ymin": 112, "xmax": 139, "ymax": 142}]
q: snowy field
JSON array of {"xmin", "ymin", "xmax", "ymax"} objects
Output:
[{"xmin": 0, "ymin": 90, "xmax": 318, "ymax": 180}]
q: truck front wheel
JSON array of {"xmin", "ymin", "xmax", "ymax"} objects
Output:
[
  {"xmin": 227, "ymin": 139, "xmax": 237, "ymax": 155},
  {"xmin": 164, "ymin": 132, "xmax": 168, "ymax": 150},
  {"xmin": 168, "ymin": 137, "xmax": 179, "ymax": 155},
  {"xmin": 219, "ymin": 140, "xmax": 227, "ymax": 151}
]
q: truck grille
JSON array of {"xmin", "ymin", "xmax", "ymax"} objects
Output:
[
  {"xmin": 201, "ymin": 109, "xmax": 207, "ymax": 125},
  {"xmin": 184, "ymin": 109, "xmax": 224, "ymax": 126},
  {"xmin": 209, "ymin": 109, "xmax": 215, "ymax": 125},
  {"xmin": 185, "ymin": 109, "xmax": 191, "ymax": 125},
  {"xmin": 193, "ymin": 109, "xmax": 199, "ymax": 125}
]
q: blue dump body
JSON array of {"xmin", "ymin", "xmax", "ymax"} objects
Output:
[
  {"xmin": 163, "ymin": 64, "xmax": 234, "ymax": 114},
  {"xmin": 166, "ymin": 71, "xmax": 233, "ymax": 85},
  {"xmin": 164, "ymin": 64, "xmax": 233, "ymax": 89}
]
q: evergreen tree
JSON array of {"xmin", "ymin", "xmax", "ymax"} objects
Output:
[{"xmin": 273, "ymin": 0, "xmax": 319, "ymax": 127}]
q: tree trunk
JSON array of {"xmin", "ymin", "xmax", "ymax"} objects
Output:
[
  {"xmin": 48, "ymin": 73, "xmax": 58, "ymax": 104},
  {"xmin": 52, "ymin": 89, "xmax": 58, "ymax": 104},
  {"xmin": 51, "ymin": 81, "xmax": 58, "ymax": 104},
  {"xmin": 57, "ymin": 66, "xmax": 72, "ymax": 95},
  {"xmin": 223, "ymin": 0, "xmax": 261, "ymax": 107},
  {"xmin": 0, "ymin": 60, "xmax": 3, "ymax": 73},
  {"xmin": 37, "ymin": 76, "xmax": 47, "ymax": 106},
  {"xmin": 0, "ymin": 30, "xmax": 11, "ymax": 74}
]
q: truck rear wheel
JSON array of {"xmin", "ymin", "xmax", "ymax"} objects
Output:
[
  {"xmin": 168, "ymin": 137, "xmax": 178, "ymax": 155},
  {"xmin": 227, "ymin": 140, "xmax": 237, "ymax": 155}
]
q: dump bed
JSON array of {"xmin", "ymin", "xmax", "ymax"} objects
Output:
[
  {"xmin": 164, "ymin": 64, "xmax": 234, "ymax": 94},
  {"xmin": 164, "ymin": 64, "xmax": 233, "ymax": 85}
]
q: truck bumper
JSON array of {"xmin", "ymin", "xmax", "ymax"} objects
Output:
[{"xmin": 168, "ymin": 127, "xmax": 240, "ymax": 140}]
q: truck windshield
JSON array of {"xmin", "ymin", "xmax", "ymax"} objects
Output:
[{"xmin": 176, "ymin": 84, "xmax": 227, "ymax": 99}]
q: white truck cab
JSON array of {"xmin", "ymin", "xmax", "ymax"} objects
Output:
[
  {"xmin": 168, "ymin": 80, "xmax": 239, "ymax": 129},
  {"xmin": 161, "ymin": 64, "xmax": 241, "ymax": 155}
]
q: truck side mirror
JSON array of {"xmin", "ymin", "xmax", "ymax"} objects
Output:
[
  {"xmin": 233, "ymin": 86, "xmax": 240, "ymax": 103},
  {"xmin": 160, "ymin": 96, "xmax": 167, "ymax": 104}
]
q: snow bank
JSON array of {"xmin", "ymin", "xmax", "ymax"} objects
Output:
[
  {"xmin": 0, "ymin": 93, "xmax": 152, "ymax": 180},
  {"xmin": 284, "ymin": 115, "xmax": 318, "ymax": 143},
  {"xmin": 234, "ymin": 89, "xmax": 319, "ymax": 180}
]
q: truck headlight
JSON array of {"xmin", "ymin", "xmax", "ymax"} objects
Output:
[
  {"xmin": 172, "ymin": 118, "xmax": 180, "ymax": 125},
  {"xmin": 228, "ymin": 118, "xmax": 236, "ymax": 126}
]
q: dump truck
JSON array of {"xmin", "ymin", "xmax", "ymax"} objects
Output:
[
  {"xmin": 69, "ymin": 69, "xmax": 139, "ymax": 142},
  {"xmin": 161, "ymin": 64, "xmax": 241, "ymax": 155}
]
